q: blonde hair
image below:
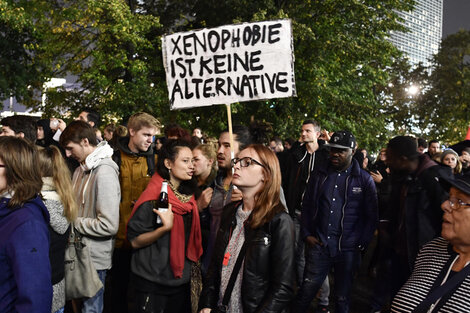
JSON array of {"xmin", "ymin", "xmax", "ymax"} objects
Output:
[
  {"xmin": 244, "ymin": 144, "xmax": 284, "ymax": 229},
  {"xmin": 37, "ymin": 146, "xmax": 78, "ymax": 222},
  {"xmin": 194, "ymin": 143, "xmax": 217, "ymax": 171},
  {"xmin": 127, "ymin": 112, "xmax": 161, "ymax": 133}
]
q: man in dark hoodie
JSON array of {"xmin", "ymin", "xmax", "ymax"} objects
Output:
[
  {"xmin": 281, "ymin": 119, "xmax": 330, "ymax": 311},
  {"xmin": 110, "ymin": 112, "xmax": 161, "ymax": 313},
  {"xmin": 385, "ymin": 136, "xmax": 446, "ymax": 297}
]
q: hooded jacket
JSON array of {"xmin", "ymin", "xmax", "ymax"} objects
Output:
[
  {"xmin": 0, "ymin": 194, "xmax": 52, "ymax": 313},
  {"xmin": 281, "ymin": 141, "xmax": 329, "ymax": 216},
  {"xmin": 72, "ymin": 141, "xmax": 120, "ymax": 270}
]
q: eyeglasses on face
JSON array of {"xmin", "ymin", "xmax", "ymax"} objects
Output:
[
  {"xmin": 231, "ymin": 157, "xmax": 265, "ymax": 168},
  {"xmin": 447, "ymin": 197, "xmax": 470, "ymax": 211}
]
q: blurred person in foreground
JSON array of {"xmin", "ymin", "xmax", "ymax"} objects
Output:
[
  {"xmin": 0, "ymin": 136, "xmax": 52, "ymax": 313},
  {"xmin": 385, "ymin": 136, "xmax": 446, "ymax": 297},
  {"xmin": 199, "ymin": 144, "xmax": 295, "ymax": 313},
  {"xmin": 392, "ymin": 174, "xmax": 470, "ymax": 312}
]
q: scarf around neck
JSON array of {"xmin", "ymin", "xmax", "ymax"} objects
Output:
[{"xmin": 129, "ymin": 174, "xmax": 202, "ymax": 279}]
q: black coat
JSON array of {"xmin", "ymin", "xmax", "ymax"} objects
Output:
[
  {"xmin": 199, "ymin": 201, "xmax": 295, "ymax": 313},
  {"xmin": 389, "ymin": 154, "xmax": 447, "ymax": 270},
  {"xmin": 281, "ymin": 141, "xmax": 329, "ymax": 216}
]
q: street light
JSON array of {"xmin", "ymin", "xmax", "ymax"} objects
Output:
[{"xmin": 405, "ymin": 83, "xmax": 420, "ymax": 97}]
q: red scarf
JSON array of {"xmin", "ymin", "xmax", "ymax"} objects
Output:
[{"xmin": 128, "ymin": 174, "xmax": 202, "ymax": 279}]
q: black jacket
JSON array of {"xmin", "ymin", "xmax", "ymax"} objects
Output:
[
  {"xmin": 389, "ymin": 154, "xmax": 446, "ymax": 270},
  {"xmin": 199, "ymin": 201, "xmax": 295, "ymax": 313},
  {"xmin": 281, "ymin": 141, "xmax": 329, "ymax": 216},
  {"xmin": 301, "ymin": 159, "xmax": 378, "ymax": 251}
]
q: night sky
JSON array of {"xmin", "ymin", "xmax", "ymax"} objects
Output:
[{"xmin": 443, "ymin": 0, "xmax": 470, "ymax": 37}]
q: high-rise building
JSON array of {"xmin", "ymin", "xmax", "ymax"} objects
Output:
[{"xmin": 389, "ymin": 0, "xmax": 443, "ymax": 68}]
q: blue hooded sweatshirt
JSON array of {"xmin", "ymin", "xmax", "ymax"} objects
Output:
[{"xmin": 0, "ymin": 194, "xmax": 52, "ymax": 313}]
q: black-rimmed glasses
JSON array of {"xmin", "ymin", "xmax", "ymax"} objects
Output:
[{"xmin": 231, "ymin": 157, "xmax": 265, "ymax": 168}]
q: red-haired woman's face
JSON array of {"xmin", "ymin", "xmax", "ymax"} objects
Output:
[{"xmin": 232, "ymin": 148, "xmax": 265, "ymax": 194}]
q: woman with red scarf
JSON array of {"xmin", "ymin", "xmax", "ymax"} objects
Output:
[{"xmin": 127, "ymin": 139, "xmax": 202, "ymax": 313}]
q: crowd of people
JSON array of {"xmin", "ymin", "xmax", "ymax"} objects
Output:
[{"xmin": 2, "ymin": 110, "xmax": 470, "ymax": 313}]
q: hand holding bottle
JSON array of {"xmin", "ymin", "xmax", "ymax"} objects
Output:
[{"xmin": 153, "ymin": 203, "xmax": 173, "ymax": 231}]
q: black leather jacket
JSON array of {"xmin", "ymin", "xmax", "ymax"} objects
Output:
[{"xmin": 198, "ymin": 201, "xmax": 295, "ymax": 313}]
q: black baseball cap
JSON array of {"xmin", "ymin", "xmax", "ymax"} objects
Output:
[{"xmin": 325, "ymin": 130, "xmax": 356, "ymax": 149}]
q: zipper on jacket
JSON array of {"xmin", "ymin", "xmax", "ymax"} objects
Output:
[
  {"xmin": 338, "ymin": 175, "xmax": 350, "ymax": 252},
  {"xmin": 300, "ymin": 152, "xmax": 316, "ymax": 208},
  {"xmin": 313, "ymin": 176, "xmax": 329, "ymax": 221}
]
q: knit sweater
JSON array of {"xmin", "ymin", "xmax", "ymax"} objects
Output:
[{"xmin": 41, "ymin": 177, "xmax": 70, "ymax": 312}]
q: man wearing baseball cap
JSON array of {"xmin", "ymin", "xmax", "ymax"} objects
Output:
[{"xmin": 294, "ymin": 130, "xmax": 378, "ymax": 313}]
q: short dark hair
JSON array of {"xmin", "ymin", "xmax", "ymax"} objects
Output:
[
  {"xmin": 59, "ymin": 120, "xmax": 98, "ymax": 147},
  {"xmin": 429, "ymin": 139, "xmax": 439, "ymax": 145},
  {"xmin": 284, "ymin": 137, "xmax": 295, "ymax": 146},
  {"xmin": 417, "ymin": 137, "xmax": 428, "ymax": 149},
  {"xmin": 82, "ymin": 109, "xmax": 101, "ymax": 128},
  {"xmin": 270, "ymin": 137, "xmax": 283, "ymax": 145},
  {"xmin": 157, "ymin": 139, "xmax": 197, "ymax": 195},
  {"xmin": 1, "ymin": 115, "xmax": 37, "ymax": 143},
  {"xmin": 222, "ymin": 125, "xmax": 252, "ymax": 151},
  {"xmin": 302, "ymin": 119, "xmax": 321, "ymax": 132}
]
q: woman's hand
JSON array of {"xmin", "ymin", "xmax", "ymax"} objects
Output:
[
  {"xmin": 153, "ymin": 203, "xmax": 173, "ymax": 232},
  {"xmin": 199, "ymin": 309, "xmax": 211, "ymax": 313},
  {"xmin": 230, "ymin": 188, "xmax": 243, "ymax": 202}
]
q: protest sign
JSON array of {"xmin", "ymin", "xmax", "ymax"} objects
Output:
[{"xmin": 162, "ymin": 19, "xmax": 296, "ymax": 110}]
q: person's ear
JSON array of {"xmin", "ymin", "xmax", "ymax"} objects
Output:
[
  {"xmin": 164, "ymin": 159, "xmax": 172, "ymax": 170},
  {"xmin": 80, "ymin": 138, "xmax": 89, "ymax": 147}
]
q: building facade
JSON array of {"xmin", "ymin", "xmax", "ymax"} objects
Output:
[{"xmin": 389, "ymin": 0, "xmax": 443, "ymax": 68}]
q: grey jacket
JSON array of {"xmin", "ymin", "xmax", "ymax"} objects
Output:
[{"xmin": 72, "ymin": 141, "xmax": 120, "ymax": 270}]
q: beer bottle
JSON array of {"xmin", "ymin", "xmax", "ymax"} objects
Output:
[{"xmin": 155, "ymin": 181, "xmax": 169, "ymax": 226}]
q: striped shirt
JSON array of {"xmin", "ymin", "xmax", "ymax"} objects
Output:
[{"xmin": 392, "ymin": 237, "xmax": 470, "ymax": 312}]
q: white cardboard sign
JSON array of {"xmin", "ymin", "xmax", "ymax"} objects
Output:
[{"xmin": 162, "ymin": 19, "xmax": 296, "ymax": 110}]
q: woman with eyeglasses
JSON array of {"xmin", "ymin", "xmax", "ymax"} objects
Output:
[
  {"xmin": 0, "ymin": 136, "xmax": 52, "ymax": 312},
  {"xmin": 199, "ymin": 144, "xmax": 295, "ymax": 313},
  {"xmin": 392, "ymin": 174, "xmax": 470, "ymax": 312}
]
